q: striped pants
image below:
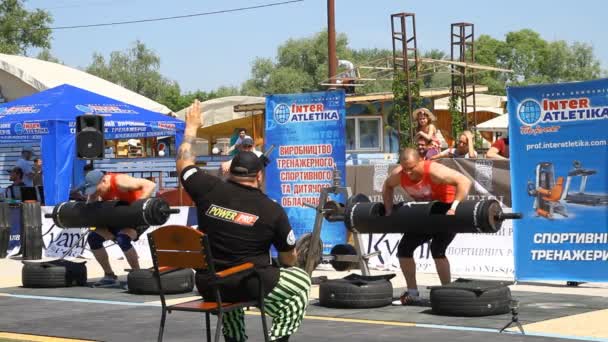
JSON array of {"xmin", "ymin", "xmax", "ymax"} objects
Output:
[{"xmin": 222, "ymin": 267, "xmax": 311, "ymax": 341}]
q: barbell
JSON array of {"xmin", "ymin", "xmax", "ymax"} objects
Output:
[
  {"xmin": 46, "ymin": 198, "xmax": 180, "ymax": 229},
  {"xmin": 326, "ymin": 194, "xmax": 521, "ymax": 234}
]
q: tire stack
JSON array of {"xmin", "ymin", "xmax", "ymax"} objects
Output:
[
  {"xmin": 127, "ymin": 268, "xmax": 194, "ymax": 294},
  {"xmin": 21, "ymin": 201, "xmax": 42, "ymax": 260},
  {"xmin": 429, "ymin": 278, "xmax": 512, "ymax": 316},
  {"xmin": 0, "ymin": 202, "xmax": 10, "ymax": 258},
  {"xmin": 22, "ymin": 260, "xmax": 88, "ymax": 288},
  {"xmin": 319, "ymin": 274, "xmax": 395, "ymax": 309}
]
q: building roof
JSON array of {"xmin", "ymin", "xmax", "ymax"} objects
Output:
[
  {"xmin": 175, "ymin": 96, "xmax": 264, "ymax": 128},
  {"xmin": 0, "ymin": 53, "xmax": 172, "ymax": 114},
  {"xmin": 434, "ymin": 94, "xmax": 507, "ymax": 115}
]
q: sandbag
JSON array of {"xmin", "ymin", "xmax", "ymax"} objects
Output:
[
  {"xmin": 319, "ymin": 274, "xmax": 394, "ymax": 309},
  {"xmin": 429, "ymin": 278, "xmax": 512, "ymax": 317},
  {"xmin": 22, "ymin": 260, "xmax": 87, "ymax": 288},
  {"xmin": 127, "ymin": 268, "xmax": 194, "ymax": 295}
]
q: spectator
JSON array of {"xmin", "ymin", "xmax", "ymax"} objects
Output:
[
  {"xmin": 16, "ymin": 146, "xmax": 34, "ymax": 186},
  {"xmin": 414, "ymin": 108, "xmax": 442, "ymax": 154},
  {"xmin": 227, "ymin": 128, "xmax": 252, "ymax": 156},
  {"xmin": 4, "ymin": 167, "xmax": 25, "ymax": 200},
  {"xmin": 32, "ymin": 158, "xmax": 43, "ymax": 187},
  {"xmin": 487, "ymin": 137, "xmax": 509, "ymax": 160},
  {"xmin": 416, "ymin": 136, "xmax": 438, "ymax": 160},
  {"xmin": 221, "ymin": 137, "xmax": 262, "ymax": 176},
  {"xmin": 432, "ymin": 130, "xmax": 478, "ymax": 159}
]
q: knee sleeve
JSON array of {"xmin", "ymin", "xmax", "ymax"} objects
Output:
[
  {"xmin": 87, "ymin": 232, "xmax": 105, "ymax": 250},
  {"xmin": 115, "ymin": 233, "xmax": 133, "ymax": 252}
]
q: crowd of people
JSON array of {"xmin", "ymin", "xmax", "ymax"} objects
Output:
[{"xmin": 412, "ymin": 107, "xmax": 509, "ymax": 161}]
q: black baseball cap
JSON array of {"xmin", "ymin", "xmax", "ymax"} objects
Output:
[
  {"xmin": 241, "ymin": 137, "xmax": 254, "ymax": 146},
  {"xmin": 230, "ymin": 151, "xmax": 263, "ymax": 177}
]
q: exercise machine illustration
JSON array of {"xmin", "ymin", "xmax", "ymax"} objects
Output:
[{"xmin": 527, "ymin": 161, "xmax": 607, "ymax": 219}]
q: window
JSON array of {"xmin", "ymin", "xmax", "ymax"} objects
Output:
[{"xmin": 346, "ymin": 116, "xmax": 383, "ymax": 152}]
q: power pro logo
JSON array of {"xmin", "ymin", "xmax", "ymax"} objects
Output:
[{"xmin": 205, "ymin": 205, "xmax": 259, "ymax": 227}]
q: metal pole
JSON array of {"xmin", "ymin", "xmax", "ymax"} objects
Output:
[{"xmin": 327, "ymin": 0, "xmax": 337, "ymax": 89}]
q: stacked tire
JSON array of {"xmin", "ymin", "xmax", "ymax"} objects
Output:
[
  {"xmin": 127, "ymin": 268, "xmax": 194, "ymax": 294},
  {"xmin": 429, "ymin": 278, "xmax": 512, "ymax": 316},
  {"xmin": 319, "ymin": 274, "xmax": 394, "ymax": 309},
  {"xmin": 22, "ymin": 260, "xmax": 87, "ymax": 288}
]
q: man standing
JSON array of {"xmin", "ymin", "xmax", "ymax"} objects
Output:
[
  {"xmin": 83, "ymin": 170, "xmax": 157, "ymax": 286},
  {"xmin": 4, "ymin": 167, "xmax": 25, "ymax": 200},
  {"xmin": 220, "ymin": 137, "xmax": 262, "ymax": 176},
  {"xmin": 32, "ymin": 158, "xmax": 43, "ymax": 187},
  {"xmin": 383, "ymin": 148, "xmax": 471, "ymax": 305},
  {"xmin": 15, "ymin": 146, "xmax": 34, "ymax": 186},
  {"xmin": 177, "ymin": 100, "xmax": 310, "ymax": 342}
]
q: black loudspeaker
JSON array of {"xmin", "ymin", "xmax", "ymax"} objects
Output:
[{"xmin": 76, "ymin": 115, "xmax": 105, "ymax": 159}]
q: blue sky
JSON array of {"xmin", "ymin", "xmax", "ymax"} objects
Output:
[{"xmin": 26, "ymin": 0, "xmax": 607, "ymax": 93}]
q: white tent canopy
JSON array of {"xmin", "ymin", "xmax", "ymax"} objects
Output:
[
  {"xmin": 475, "ymin": 113, "xmax": 509, "ymax": 132},
  {"xmin": 0, "ymin": 53, "xmax": 172, "ymax": 114},
  {"xmin": 434, "ymin": 94, "xmax": 507, "ymax": 115},
  {"xmin": 175, "ymin": 96, "xmax": 264, "ymax": 128}
]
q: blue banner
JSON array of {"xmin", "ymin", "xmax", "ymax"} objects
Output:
[
  {"xmin": 508, "ymin": 79, "xmax": 608, "ymax": 282},
  {"xmin": 265, "ymin": 91, "xmax": 347, "ymax": 252}
]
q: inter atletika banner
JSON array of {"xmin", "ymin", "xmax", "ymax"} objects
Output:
[
  {"xmin": 265, "ymin": 91, "xmax": 347, "ymax": 252},
  {"xmin": 508, "ymin": 79, "xmax": 608, "ymax": 282}
]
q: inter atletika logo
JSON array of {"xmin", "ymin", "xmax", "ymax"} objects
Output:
[
  {"xmin": 274, "ymin": 103, "xmax": 291, "ymax": 124},
  {"xmin": 517, "ymin": 99, "xmax": 542, "ymax": 126},
  {"xmin": 273, "ymin": 102, "xmax": 339, "ymax": 125}
]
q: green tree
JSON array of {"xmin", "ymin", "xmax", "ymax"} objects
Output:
[
  {"xmin": 242, "ymin": 30, "xmax": 350, "ymax": 95},
  {"xmin": 475, "ymin": 29, "xmax": 603, "ymax": 94},
  {"xmin": 36, "ymin": 49, "xmax": 61, "ymax": 63},
  {"xmin": 86, "ymin": 40, "xmax": 181, "ymax": 110},
  {"xmin": 0, "ymin": 0, "xmax": 53, "ymax": 55}
]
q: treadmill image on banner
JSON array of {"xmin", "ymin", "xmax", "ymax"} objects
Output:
[
  {"xmin": 562, "ymin": 161, "xmax": 608, "ymax": 206},
  {"xmin": 527, "ymin": 161, "xmax": 608, "ymax": 220}
]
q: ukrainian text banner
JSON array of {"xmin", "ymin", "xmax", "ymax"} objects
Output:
[{"xmin": 265, "ymin": 91, "xmax": 347, "ymax": 252}]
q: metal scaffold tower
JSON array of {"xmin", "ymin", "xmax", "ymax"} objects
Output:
[
  {"xmin": 391, "ymin": 12, "xmax": 419, "ymax": 144},
  {"xmin": 451, "ymin": 22, "xmax": 477, "ymax": 130}
]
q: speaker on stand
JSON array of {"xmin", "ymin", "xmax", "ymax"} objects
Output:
[{"xmin": 76, "ymin": 115, "xmax": 105, "ymax": 160}]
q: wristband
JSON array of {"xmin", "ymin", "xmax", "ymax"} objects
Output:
[{"xmin": 450, "ymin": 200, "xmax": 460, "ymax": 212}]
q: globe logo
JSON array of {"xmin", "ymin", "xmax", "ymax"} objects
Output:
[
  {"xmin": 75, "ymin": 105, "xmax": 92, "ymax": 113},
  {"xmin": 14, "ymin": 123, "xmax": 23, "ymax": 135},
  {"xmin": 517, "ymin": 99, "xmax": 542, "ymax": 126},
  {"xmin": 274, "ymin": 103, "xmax": 291, "ymax": 125}
]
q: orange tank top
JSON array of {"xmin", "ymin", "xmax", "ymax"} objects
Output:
[
  {"xmin": 400, "ymin": 160, "xmax": 456, "ymax": 202},
  {"xmin": 100, "ymin": 173, "xmax": 143, "ymax": 203}
]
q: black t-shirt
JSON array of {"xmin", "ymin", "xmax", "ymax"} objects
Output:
[{"xmin": 180, "ymin": 165, "xmax": 295, "ymax": 301}]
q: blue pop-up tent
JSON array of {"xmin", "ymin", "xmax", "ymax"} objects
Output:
[{"xmin": 0, "ymin": 84, "xmax": 185, "ymax": 205}]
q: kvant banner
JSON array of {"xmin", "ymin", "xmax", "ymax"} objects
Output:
[
  {"xmin": 265, "ymin": 91, "xmax": 347, "ymax": 252},
  {"xmin": 508, "ymin": 79, "xmax": 608, "ymax": 281}
]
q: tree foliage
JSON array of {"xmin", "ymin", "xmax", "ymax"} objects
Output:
[
  {"xmin": 475, "ymin": 29, "xmax": 602, "ymax": 94},
  {"xmin": 0, "ymin": 0, "xmax": 52, "ymax": 55},
  {"xmin": 86, "ymin": 40, "xmax": 183, "ymax": 110}
]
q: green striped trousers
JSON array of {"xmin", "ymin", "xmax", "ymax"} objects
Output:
[{"xmin": 222, "ymin": 266, "xmax": 311, "ymax": 341}]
